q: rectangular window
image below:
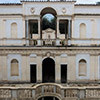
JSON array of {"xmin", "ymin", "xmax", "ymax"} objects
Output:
[
  {"xmin": 61, "ymin": 64, "xmax": 67, "ymax": 83},
  {"xmin": 30, "ymin": 64, "xmax": 37, "ymax": 83},
  {"xmin": 59, "ymin": 20, "xmax": 68, "ymax": 34},
  {"xmin": 29, "ymin": 20, "xmax": 38, "ymax": 37}
]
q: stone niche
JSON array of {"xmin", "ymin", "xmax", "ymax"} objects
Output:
[{"xmin": 42, "ymin": 28, "xmax": 56, "ymax": 39}]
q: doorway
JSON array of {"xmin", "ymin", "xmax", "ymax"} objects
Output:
[
  {"xmin": 61, "ymin": 64, "xmax": 67, "ymax": 83},
  {"xmin": 38, "ymin": 96, "xmax": 59, "ymax": 100},
  {"xmin": 42, "ymin": 58, "xmax": 55, "ymax": 83},
  {"xmin": 30, "ymin": 64, "xmax": 36, "ymax": 83}
]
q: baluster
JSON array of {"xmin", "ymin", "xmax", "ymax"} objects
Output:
[
  {"xmin": 42, "ymin": 86, "xmax": 44, "ymax": 94},
  {"xmin": 53, "ymin": 97, "xmax": 55, "ymax": 100}
]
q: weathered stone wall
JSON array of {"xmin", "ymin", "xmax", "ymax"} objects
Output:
[
  {"xmin": 0, "ymin": 47, "xmax": 100, "ymax": 83},
  {"xmin": 0, "ymin": 84, "xmax": 100, "ymax": 100}
]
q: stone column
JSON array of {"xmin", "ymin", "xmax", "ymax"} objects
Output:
[
  {"xmin": 65, "ymin": 20, "xmax": 68, "ymax": 39},
  {"xmin": 55, "ymin": 56, "xmax": 61, "ymax": 83},
  {"xmin": 68, "ymin": 19, "xmax": 71, "ymax": 39},
  {"xmin": 26, "ymin": 20, "xmax": 29, "ymax": 39},
  {"xmin": 25, "ymin": 20, "xmax": 29, "ymax": 46},
  {"xmin": 38, "ymin": 19, "xmax": 41, "ymax": 39},
  {"xmin": 2, "ymin": 56, "xmax": 7, "ymax": 81},
  {"xmin": 3, "ymin": 19, "xmax": 6, "ymax": 38},
  {"xmin": 37, "ymin": 56, "xmax": 42, "ymax": 83},
  {"xmin": 21, "ymin": 55, "xmax": 29, "ymax": 82},
  {"xmin": 2, "ymin": 20, "xmax": 6, "ymax": 45},
  {"xmin": 22, "ymin": 18, "xmax": 25, "ymax": 38},
  {"xmin": 57, "ymin": 19, "xmax": 59, "ymax": 38}
]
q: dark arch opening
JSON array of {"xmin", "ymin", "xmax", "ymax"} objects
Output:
[
  {"xmin": 42, "ymin": 58, "xmax": 55, "ymax": 83},
  {"xmin": 40, "ymin": 7, "xmax": 57, "ymax": 16},
  {"xmin": 40, "ymin": 7, "xmax": 57, "ymax": 39},
  {"xmin": 38, "ymin": 96, "xmax": 59, "ymax": 100},
  {"xmin": 42, "ymin": 14, "xmax": 56, "ymax": 30}
]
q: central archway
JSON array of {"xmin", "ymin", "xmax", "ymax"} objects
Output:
[
  {"xmin": 40, "ymin": 7, "xmax": 57, "ymax": 39},
  {"xmin": 42, "ymin": 58, "xmax": 55, "ymax": 83},
  {"xmin": 38, "ymin": 96, "xmax": 59, "ymax": 100}
]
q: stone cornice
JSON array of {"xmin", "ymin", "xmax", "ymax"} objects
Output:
[
  {"xmin": 0, "ymin": 46, "xmax": 100, "ymax": 56},
  {"xmin": 0, "ymin": 46, "xmax": 100, "ymax": 50},
  {"xmin": 72, "ymin": 38, "xmax": 100, "ymax": 40},
  {"xmin": 0, "ymin": 3, "xmax": 22, "ymax": 5},
  {"xmin": 21, "ymin": 0, "xmax": 76, "ymax": 2},
  {"xmin": 74, "ymin": 14, "xmax": 100, "ymax": 16},
  {"xmin": 0, "ymin": 14, "xmax": 23, "ymax": 17}
]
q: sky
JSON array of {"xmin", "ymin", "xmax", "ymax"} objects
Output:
[
  {"xmin": 76, "ymin": 0, "xmax": 100, "ymax": 4},
  {"xmin": 0, "ymin": 0, "xmax": 100, "ymax": 4}
]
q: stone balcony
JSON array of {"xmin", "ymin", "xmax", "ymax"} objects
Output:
[
  {"xmin": 29, "ymin": 39, "xmax": 68, "ymax": 46},
  {"xmin": 0, "ymin": 83, "xmax": 100, "ymax": 100}
]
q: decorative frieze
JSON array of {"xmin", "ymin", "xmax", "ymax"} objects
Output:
[
  {"xmin": 18, "ymin": 89, "xmax": 32, "ymax": 98},
  {"xmin": 86, "ymin": 89, "xmax": 100, "ymax": 98},
  {"xmin": 64, "ymin": 89, "xmax": 78, "ymax": 98},
  {"xmin": 1, "ymin": 86, "xmax": 100, "ymax": 99},
  {"xmin": 0, "ymin": 47, "xmax": 100, "ymax": 56},
  {"xmin": 0, "ymin": 89, "xmax": 11, "ymax": 98}
]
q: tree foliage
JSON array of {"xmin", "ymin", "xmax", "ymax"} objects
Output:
[
  {"xmin": 42, "ymin": 16, "xmax": 56, "ymax": 30},
  {"xmin": 97, "ymin": 2, "xmax": 100, "ymax": 5}
]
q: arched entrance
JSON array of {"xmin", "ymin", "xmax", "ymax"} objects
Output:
[
  {"xmin": 38, "ymin": 96, "xmax": 59, "ymax": 100},
  {"xmin": 42, "ymin": 58, "xmax": 55, "ymax": 83},
  {"xmin": 40, "ymin": 7, "xmax": 57, "ymax": 39}
]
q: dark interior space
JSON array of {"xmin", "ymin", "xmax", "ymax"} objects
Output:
[
  {"xmin": 38, "ymin": 96, "xmax": 59, "ymax": 100},
  {"xmin": 61, "ymin": 64, "xmax": 67, "ymax": 83},
  {"xmin": 29, "ymin": 20, "xmax": 38, "ymax": 38},
  {"xmin": 59, "ymin": 20, "xmax": 68, "ymax": 37},
  {"xmin": 42, "ymin": 58, "xmax": 55, "ymax": 83},
  {"xmin": 42, "ymin": 14, "xmax": 56, "ymax": 30},
  {"xmin": 30, "ymin": 64, "xmax": 36, "ymax": 83}
]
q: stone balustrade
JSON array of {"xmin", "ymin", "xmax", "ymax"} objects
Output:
[
  {"xmin": 29, "ymin": 39, "xmax": 68, "ymax": 46},
  {"xmin": 35, "ymin": 84, "xmax": 62, "ymax": 98},
  {"xmin": 0, "ymin": 84, "xmax": 100, "ymax": 100}
]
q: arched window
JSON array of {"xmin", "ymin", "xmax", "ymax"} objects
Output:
[
  {"xmin": 79, "ymin": 59, "xmax": 87, "ymax": 76},
  {"xmin": 11, "ymin": 23, "xmax": 17, "ymax": 38},
  {"xmin": 79, "ymin": 23, "xmax": 86, "ymax": 38},
  {"xmin": 11, "ymin": 59, "xmax": 19, "ymax": 76}
]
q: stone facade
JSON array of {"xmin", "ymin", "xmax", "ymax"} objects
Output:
[
  {"xmin": 0, "ymin": 83, "xmax": 100, "ymax": 100},
  {"xmin": 0, "ymin": 0, "xmax": 100, "ymax": 99}
]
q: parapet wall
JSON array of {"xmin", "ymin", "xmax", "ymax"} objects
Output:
[{"xmin": 0, "ymin": 83, "xmax": 100, "ymax": 100}]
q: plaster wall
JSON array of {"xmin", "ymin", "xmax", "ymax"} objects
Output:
[
  {"xmin": 75, "ymin": 6, "xmax": 100, "ymax": 14},
  {"xmin": 0, "ymin": 52, "xmax": 98, "ymax": 83},
  {"xmin": 23, "ymin": 2, "xmax": 74, "ymax": 15},
  {"xmin": 0, "ymin": 5, "xmax": 22, "ymax": 14}
]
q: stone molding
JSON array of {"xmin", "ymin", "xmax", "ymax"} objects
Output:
[
  {"xmin": 0, "ymin": 83, "xmax": 100, "ymax": 99},
  {"xmin": 0, "ymin": 47, "xmax": 100, "ymax": 56}
]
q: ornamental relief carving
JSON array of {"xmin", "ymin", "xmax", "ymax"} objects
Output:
[
  {"xmin": 18, "ymin": 90, "xmax": 32, "ymax": 98},
  {"xmin": 35, "ymin": 84, "xmax": 62, "ymax": 98},
  {"xmin": 62, "ymin": 8, "xmax": 66, "ymax": 14},
  {"xmin": 64, "ymin": 90, "xmax": 78, "ymax": 98},
  {"xmin": 86, "ymin": 90, "xmax": 100, "ymax": 98},
  {"xmin": 0, "ymin": 90, "xmax": 11, "ymax": 98},
  {"xmin": 42, "ymin": 52, "xmax": 56, "ymax": 58},
  {"xmin": 0, "ymin": 48, "xmax": 100, "ymax": 56},
  {"xmin": 30, "ymin": 7, "xmax": 35, "ymax": 14}
]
